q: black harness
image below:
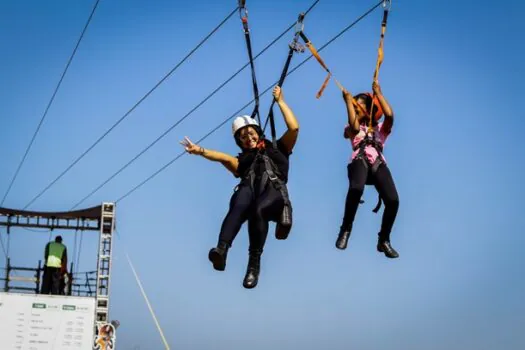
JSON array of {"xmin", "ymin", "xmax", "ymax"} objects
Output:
[
  {"xmin": 241, "ymin": 149, "xmax": 293, "ymax": 230},
  {"xmin": 354, "ymin": 127, "xmax": 384, "ymax": 213}
]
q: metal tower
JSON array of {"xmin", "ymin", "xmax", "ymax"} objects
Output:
[{"xmin": 95, "ymin": 202, "xmax": 115, "ymax": 328}]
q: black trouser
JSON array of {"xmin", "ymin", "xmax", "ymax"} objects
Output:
[
  {"xmin": 219, "ymin": 181, "xmax": 284, "ymax": 252},
  {"xmin": 341, "ymin": 160, "xmax": 399, "ymax": 241},
  {"xmin": 41, "ymin": 266, "xmax": 61, "ymax": 295}
]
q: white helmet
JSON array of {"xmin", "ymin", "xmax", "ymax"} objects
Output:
[{"xmin": 232, "ymin": 115, "xmax": 259, "ymax": 135}]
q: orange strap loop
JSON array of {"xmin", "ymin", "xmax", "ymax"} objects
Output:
[
  {"xmin": 300, "ymin": 33, "xmax": 346, "ymax": 99},
  {"xmin": 368, "ymin": 4, "xmax": 389, "ymax": 133}
]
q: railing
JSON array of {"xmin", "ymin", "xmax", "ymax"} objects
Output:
[
  {"xmin": 1, "ymin": 259, "xmax": 42, "ymax": 294},
  {"xmin": 71, "ymin": 270, "xmax": 97, "ymax": 297},
  {"xmin": 1, "ymin": 260, "xmax": 96, "ymax": 297}
]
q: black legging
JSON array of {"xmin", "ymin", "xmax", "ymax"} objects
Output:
[
  {"xmin": 219, "ymin": 181, "xmax": 284, "ymax": 252},
  {"xmin": 341, "ymin": 160, "xmax": 399, "ymax": 241}
]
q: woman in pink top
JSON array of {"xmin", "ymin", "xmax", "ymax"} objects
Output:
[{"xmin": 335, "ymin": 81, "xmax": 400, "ymax": 258}]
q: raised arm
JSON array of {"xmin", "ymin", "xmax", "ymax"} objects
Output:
[
  {"xmin": 274, "ymin": 86, "xmax": 299, "ymax": 154},
  {"xmin": 180, "ymin": 137, "xmax": 239, "ymax": 176},
  {"xmin": 373, "ymin": 81, "xmax": 394, "ymax": 133},
  {"xmin": 343, "ymin": 89, "xmax": 359, "ymax": 138}
]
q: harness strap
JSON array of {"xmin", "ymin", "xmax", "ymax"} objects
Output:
[
  {"xmin": 356, "ymin": 134, "xmax": 383, "ymax": 171},
  {"xmin": 243, "ymin": 151, "xmax": 290, "ymax": 207},
  {"xmin": 245, "ymin": 153, "xmax": 261, "ymax": 196},
  {"xmin": 372, "ymin": 195, "xmax": 382, "ymax": 213},
  {"xmin": 263, "ymin": 13, "xmax": 305, "ymax": 149},
  {"xmin": 239, "ymin": 1, "xmax": 261, "ymax": 125},
  {"xmin": 261, "ymin": 154, "xmax": 291, "ymax": 206},
  {"xmin": 358, "ymin": 3, "xmax": 391, "ymax": 211},
  {"xmin": 355, "ymin": 130, "xmax": 384, "ymax": 213}
]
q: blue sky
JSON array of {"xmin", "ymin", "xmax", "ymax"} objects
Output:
[{"xmin": 1, "ymin": 0, "xmax": 524, "ymax": 349}]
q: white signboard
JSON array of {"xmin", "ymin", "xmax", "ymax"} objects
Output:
[{"xmin": 0, "ymin": 292, "xmax": 95, "ymax": 350}]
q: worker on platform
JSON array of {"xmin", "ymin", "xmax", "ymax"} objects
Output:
[{"xmin": 41, "ymin": 235, "xmax": 68, "ymax": 295}]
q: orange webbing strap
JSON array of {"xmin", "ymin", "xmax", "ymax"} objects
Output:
[
  {"xmin": 367, "ymin": 99, "xmax": 376, "ymax": 133},
  {"xmin": 300, "ymin": 32, "xmax": 346, "ymax": 98},
  {"xmin": 368, "ymin": 4, "xmax": 389, "ymax": 133}
]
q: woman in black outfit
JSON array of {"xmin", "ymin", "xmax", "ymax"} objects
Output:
[{"xmin": 181, "ymin": 86, "xmax": 299, "ymax": 288}]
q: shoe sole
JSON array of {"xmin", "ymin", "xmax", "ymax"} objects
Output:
[
  {"xmin": 377, "ymin": 246, "xmax": 399, "ymax": 259},
  {"xmin": 243, "ymin": 281, "xmax": 258, "ymax": 289},
  {"xmin": 243, "ymin": 277, "xmax": 258, "ymax": 289},
  {"xmin": 335, "ymin": 236, "xmax": 349, "ymax": 250},
  {"xmin": 208, "ymin": 250, "xmax": 226, "ymax": 271},
  {"xmin": 335, "ymin": 241, "xmax": 348, "ymax": 250}
]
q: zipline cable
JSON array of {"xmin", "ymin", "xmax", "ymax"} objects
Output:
[
  {"xmin": 114, "ymin": 0, "xmax": 384, "ymax": 204},
  {"xmin": 69, "ymin": 0, "xmax": 322, "ymax": 209},
  {"xmin": 115, "ymin": 231, "xmax": 171, "ymax": 349},
  {"xmin": 75, "ymin": 229, "xmax": 84, "ymax": 274},
  {"xmin": 73, "ymin": 229, "xmax": 79, "ymax": 273},
  {"xmin": 23, "ymin": 6, "xmax": 239, "ymax": 210},
  {"xmin": 1, "ymin": 0, "xmax": 102, "ymax": 207}
]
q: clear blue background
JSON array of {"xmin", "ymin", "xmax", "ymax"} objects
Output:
[{"xmin": 1, "ymin": 0, "xmax": 524, "ymax": 349}]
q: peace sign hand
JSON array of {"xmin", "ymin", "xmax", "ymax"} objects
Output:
[{"xmin": 180, "ymin": 136, "xmax": 203, "ymax": 155}]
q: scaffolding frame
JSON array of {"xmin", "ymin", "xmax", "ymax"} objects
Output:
[{"xmin": 0, "ymin": 202, "xmax": 116, "ymax": 332}]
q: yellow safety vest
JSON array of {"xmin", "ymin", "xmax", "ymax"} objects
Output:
[{"xmin": 46, "ymin": 242, "xmax": 65, "ymax": 268}]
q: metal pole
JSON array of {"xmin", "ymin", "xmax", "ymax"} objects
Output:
[
  {"xmin": 68, "ymin": 262, "xmax": 74, "ymax": 295},
  {"xmin": 36, "ymin": 260, "xmax": 42, "ymax": 294},
  {"xmin": 5, "ymin": 257, "xmax": 10, "ymax": 292}
]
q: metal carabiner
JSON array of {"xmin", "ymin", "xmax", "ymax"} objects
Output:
[
  {"xmin": 289, "ymin": 12, "xmax": 306, "ymax": 52},
  {"xmin": 238, "ymin": 0, "xmax": 248, "ymax": 19},
  {"xmin": 294, "ymin": 12, "xmax": 305, "ymax": 35},
  {"xmin": 289, "ymin": 40, "xmax": 305, "ymax": 53}
]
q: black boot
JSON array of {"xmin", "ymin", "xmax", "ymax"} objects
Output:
[
  {"xmin": 275, "ymin": 223, "xmax": 291, "ymax": 240},
  {"xmin": 377, "ymin": 239, "xmax": 399, "ymax": 259},
  {"xmin": 335, "ymin": 225, "xmax": 352, "ymax": 250},
  {"xmin": 275, "ymin": 204, "xmax": 293, "ymax": 240},
  {"xmin": 243, "ymin": 250, "xmax": 261, "ymax": 289},
  {"xmin": 208, "ymin": 241, "xmax": 229, "ymax": 271}
]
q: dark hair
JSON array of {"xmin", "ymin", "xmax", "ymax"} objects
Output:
[
  {"xmin": 234, "ymin": 125, "xmax": 264, "ymax": 149},
  {"xmin": 354, "ymin": 93, "xmax": 379, "ymax": 126},
  {"xmin": 354, "ymin": 93, "xmax": 372, "ymax": 113},
  {"xmin": 55, "ymin": 235, "xmax": 63, "ymax": 243}
]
